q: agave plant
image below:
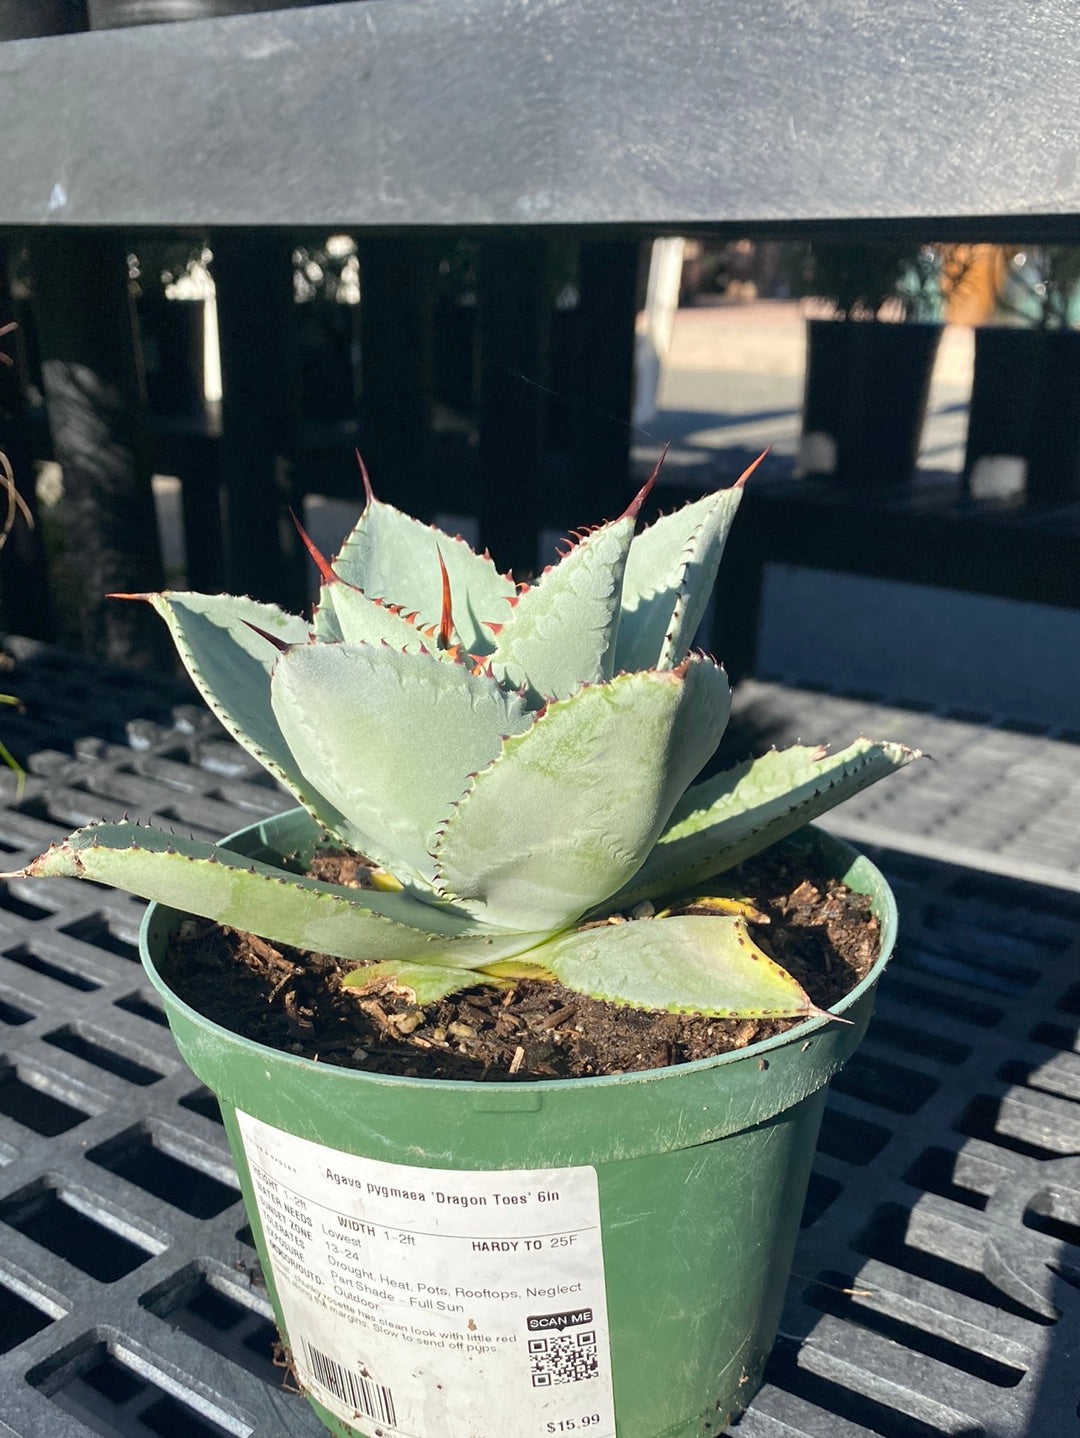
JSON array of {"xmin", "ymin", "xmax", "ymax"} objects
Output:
[{"xmin": 7, "ymin": 454, "xmax": 918, "ymax": 1018}]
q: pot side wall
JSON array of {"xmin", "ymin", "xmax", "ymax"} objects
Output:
[{"xmin": 141, "ymin": 820, "xmax": 895, "ymax": 1438}]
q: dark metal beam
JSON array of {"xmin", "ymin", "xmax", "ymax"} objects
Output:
[
  {"xmin": 0, "ymin": 1, "xmax": 1079, "ymax": 232},
  {"xmin": 569, "ymin": 240, "xmax": 641, "ymax": 527},
  {"xmin": 713, "ymin": 477, "xmax": 1080, "ymax": 681}
]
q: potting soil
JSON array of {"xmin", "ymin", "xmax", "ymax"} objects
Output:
[{"xmin": 163, "ymin": 847, "xmax": 879, "ymax": 1081}]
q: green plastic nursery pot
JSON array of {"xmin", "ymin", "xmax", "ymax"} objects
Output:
[{"xmin": 140, "ymin": 809, "xmax": 897, "ymax": 1438}]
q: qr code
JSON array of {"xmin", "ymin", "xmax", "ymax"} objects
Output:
[{"xmin": 528, "ymin": 1331, "xmax": 599, "ymax": 1387}]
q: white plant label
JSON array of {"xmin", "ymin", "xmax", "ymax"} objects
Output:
[{"xmin": 236, "ymin": 1110, "xmax": 616, "ymax": 1438}]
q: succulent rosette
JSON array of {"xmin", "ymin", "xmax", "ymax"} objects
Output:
[{"xmin": 11, "ymin": 455, "xmax": 918, "ymax": 1017}]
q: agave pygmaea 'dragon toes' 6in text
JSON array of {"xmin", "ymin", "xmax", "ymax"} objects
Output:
[{"xmin": 6, "ymin": 453, "xmax": 921, "ymax": 1018}]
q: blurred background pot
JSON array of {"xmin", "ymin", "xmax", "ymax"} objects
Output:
[
  {"xmin": 964, "ymin": 248, "xmax": 1080, "ymax": 504},
  {"xmin": 789, "ymin": 242, "xmax": 947, "ymax": 490}
]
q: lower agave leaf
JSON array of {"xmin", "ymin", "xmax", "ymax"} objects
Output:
[
  {"xmin": 538, "ymin": 913, "xmax": 824, "ymax": 1018},
  {"xmin": 10, "ymin": 824, "xmax": 546, "ymax": 969},
  {"xmin": 340, "ymin": 911, "xmax": 820, "ymax": 1020},
  {"xmin": 479, "ymin": 958, "xmax": 555, "ymax": 981},
  {"xmin": 655, "ymin": 892, "xmax": 770, "ymax": 923},
  {"xmin": 607, "ymin": 738, "xmax": 921, "ymax": 912}
]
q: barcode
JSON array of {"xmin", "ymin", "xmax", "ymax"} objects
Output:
[{"xmin": 301, "ymin": 1339, "xmax": 398, "ymax": 1427}]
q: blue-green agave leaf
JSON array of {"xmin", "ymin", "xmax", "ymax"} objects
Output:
[
  {"xmin": 433, "ymin": 658, "xmax": 731, "ymax": 932},
  {"xmin": 295, "ymin": 513, "xmax": 445, "ymax": 653},
  {"xmin": 270, "ymin": 642, "xmax": 532, "ymax": 895},
  {"xmin": 613, "ymin": 471, "xmax": 750, "ymax": 672},
  {"xmin": 488, "ymin": 509, "xmax": 637, "ymax": 705},
  {"xmin": 608, "ymin": 738, "xmax": 922, "ymax": 911},
  {"xmin": 11, "ymin": 823, "xmax": 545, "ymax": 967},
  {"xmin": 319, "ymin": 581, "xmax": 436, "ymax": 652},
  {"xmin": 540, "ymin": 912, "xmax": 821, "ymax": 1017},
  {"xmin": 139, "ymin": 592, "xmax": 362, "ymax": 848},
  {"xmin": 311, "ymin": 600, "xmax": 344, "ymax": 642},
  {"xmin": 332, "ymin": 491, "xmax": 516, "ymax": 656}
]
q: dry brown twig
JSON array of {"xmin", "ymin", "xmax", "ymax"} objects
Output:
[
  {"xmin": 0, "ymin": 448, "xmax": 33, "ymax": 553},
  {"xmin": 0, "ymin": 321, "xmax": 29, "ymax": 795},
  {"xmin": 0, "ymin": 322, "xmax": 32, "ymax": 553}
]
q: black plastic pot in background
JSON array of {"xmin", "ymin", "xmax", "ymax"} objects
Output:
[
  {"xmin": 87, "ymin": 0, "xmax": 343, "ymax": 25},
  {"xmin": 964, "ymin": 327, "xmax": 1080, "ymax": 505},
  {"xmin": 0, "ymin": 1, "xmax": 88, "ymax": 36},
  {"xmin": 799, "ymin": 318, "xmax": 942, "ymax": 489}
]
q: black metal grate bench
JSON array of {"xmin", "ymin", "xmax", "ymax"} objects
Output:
[{"xmin": 1, "ymin": 648, "xmax": 1079, "ymax": 1436}]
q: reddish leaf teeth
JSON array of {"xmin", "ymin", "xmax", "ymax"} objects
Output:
[{"xmin": 290, "ymin": 509, "xmax": 338, "ymax": 586}]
